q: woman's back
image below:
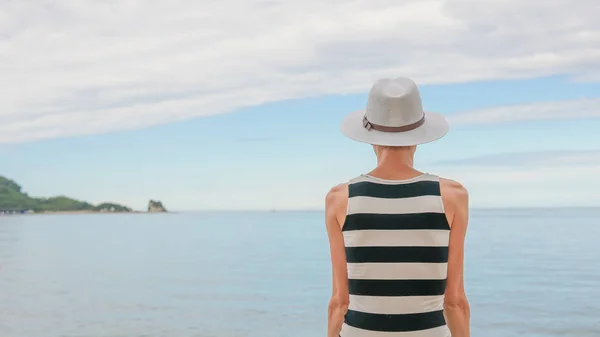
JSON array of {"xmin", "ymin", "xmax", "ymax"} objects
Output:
[
  {"xmin": 329, "ymin": 77, "xmax": 470, "ymax": 337},
  {"xmin": 339, "ymin": 173, "xmax": 451, "ymax": 337}
]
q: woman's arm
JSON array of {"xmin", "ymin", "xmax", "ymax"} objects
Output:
[
  {"xmin": 441, "ymin": 179, "xmax": 471, "ymax": 337},
  {"xmin": 325, "ymin": 184, "xmax": 349, "ymax": 337}
]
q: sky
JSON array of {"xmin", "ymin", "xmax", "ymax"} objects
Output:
[{"xmin": 2, "ymin": 0, "xmax": 600, "ymax": 211}]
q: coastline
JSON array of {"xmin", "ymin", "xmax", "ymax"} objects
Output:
[
  {"xmin": 0, "ymin": 210, "xmax": 171, "ymax": 216},
  {"xmin": 42, "ymin": 210, "xmax": 144, "ymax": 214},
  {"xmin": 1, "ymin": 176, "xmax": 169, "ymax": 216}
]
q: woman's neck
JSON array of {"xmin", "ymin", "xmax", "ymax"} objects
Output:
[{"xmin": 376, "ymin": 149, "xmax": 415, "ymax": 168}]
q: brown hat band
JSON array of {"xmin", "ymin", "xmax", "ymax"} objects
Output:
[{"xmin": 363, "ymin": 115, "xmax": 425, "ymax": 132}]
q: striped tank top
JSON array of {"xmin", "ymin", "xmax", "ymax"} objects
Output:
[{"xmin": 339, "ymin": 173, "xmax": 451, "ymax": 337}]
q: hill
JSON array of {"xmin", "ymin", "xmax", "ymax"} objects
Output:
[{"xmin": 0, "ymin": 176, "xmax": 132, "ymax": 214}]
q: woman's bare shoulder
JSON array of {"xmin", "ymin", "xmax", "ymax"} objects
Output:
[
  {"xmin": 438, "ymin": 177, "xmax": 469, "ymax": 227},
  {"xmin": 326, "ymin": 183, "xmax": 349, "ymax": 207},
  {"xmin": 325, "ymin": 183, "xmax": 349, "ymax": 229},
  {"xmin": 439, "ymin": 177, "xmax": 468, "ymax": 201}
]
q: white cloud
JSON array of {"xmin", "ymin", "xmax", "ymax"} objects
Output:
[
  {"xmin": 132, "ymin": 163, "xmax": 600, "ymax": 210},
  {"xmin": 1, "ymin": 0, "xmax": 600, "ymax": 143},
  {"xmin": 447, "ymin": 98, "xmax": 600, "ymax": 126},
  {"xmin": 436, "ymin": 164, "xmax": 600, "ymax": 208},
  {"xmin": 570, "ymin": 71, "xmax": 600, "ymax": 83},
  {"xmin": 435, "ymin": 150, "xmax": 600, "ymax": 166},
  {"xmin": 424, "ymin": 150, "xmax": 600, "ymax": 208}
]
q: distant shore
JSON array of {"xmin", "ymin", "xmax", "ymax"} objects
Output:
[
  {"xmin": 1, "ymin": 176, "xmax": 168, "ymax": 215},
  {"xmin": 42, "ymin": 210, "xmax": 144, "ymax": 214},
  {"xmin": 0, "ymin": 210, "xmax": 171, "ymax": 216}
]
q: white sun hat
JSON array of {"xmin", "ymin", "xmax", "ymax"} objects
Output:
[{"xmin": 340, "ymin": 77, "xmax": 449, "ymax": 146}]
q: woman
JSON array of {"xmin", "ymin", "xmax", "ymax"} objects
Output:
[{"xmin": 325, "ymin": 78, "xmax": 470, "ymax": 337}]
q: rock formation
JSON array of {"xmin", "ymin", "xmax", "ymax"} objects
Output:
[{"xmin": 147, "ymin": 200, "xmax": 167, "ymax": 213}]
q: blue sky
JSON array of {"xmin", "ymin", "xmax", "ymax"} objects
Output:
[{"xmin": 2, "ymin": 1, "xmax": 600, "ymax": 210}]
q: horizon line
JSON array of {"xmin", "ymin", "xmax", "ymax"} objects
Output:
[{"xmin": 164, "ymin": 206, "xmax": 600, "ymax": 213}]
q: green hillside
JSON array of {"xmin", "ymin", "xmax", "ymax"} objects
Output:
[{"xmin": 0, "ymin": 176, "xmax": 132, "ymax": 213}]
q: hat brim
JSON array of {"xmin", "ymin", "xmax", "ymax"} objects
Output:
[{"xmin": 340, "ymin": 110, "xmax": 449, "ymax": 146}]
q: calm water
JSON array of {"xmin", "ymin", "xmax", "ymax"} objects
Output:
[{"xmin": 0, "ymin": 209, "xmax": 599, "ymax": 337}]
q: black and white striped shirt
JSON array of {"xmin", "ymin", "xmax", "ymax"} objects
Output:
[{"xmin": 340, "ymin": 173, "xmax": 451, "ymax": 337}]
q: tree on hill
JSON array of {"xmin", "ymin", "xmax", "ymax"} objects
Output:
[
  {"xmin": 0, "ymin": 176, "xmax": 22, "ymax": 193},
  {"xmin": 0, "ymin": 176, "xmax": 132, "ymax": 213},
  {"xmin": 94, "ymin": 203, "xmax": 132, "ymax": 212}
]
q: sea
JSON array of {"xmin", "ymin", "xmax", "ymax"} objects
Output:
[{"xmin": 0, "ymin": 209, "xmax": 599, "ymax": 337}]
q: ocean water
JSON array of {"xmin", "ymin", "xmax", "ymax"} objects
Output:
[{"xmin": 0, "ymin": 209, "xmax": 599, "ymax": 337}]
